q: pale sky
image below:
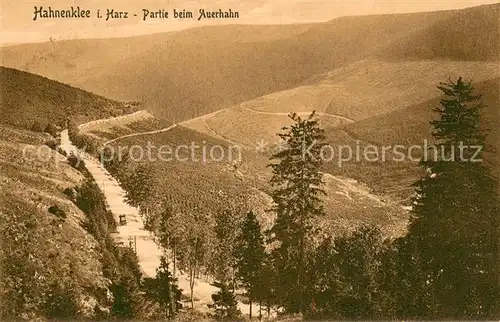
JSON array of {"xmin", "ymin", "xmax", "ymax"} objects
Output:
[{"xmin": 1, "ymin": 0, "xmax": 499, "ymax": 45}]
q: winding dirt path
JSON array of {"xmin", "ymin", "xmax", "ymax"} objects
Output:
[
  {"xmin": 78, "ymin": 111, "xmax": 147, "ymax": 131},
  {"xmin": 103, "ymin": 124, "xmax": 178, "ymax": 146},
  {"xmin": 240, "ymin": 102, "xmax": 355, "ymax": 123},
  {"xmin": 59, "ymin": 128, "xmax": 251, "ymax": 315}
]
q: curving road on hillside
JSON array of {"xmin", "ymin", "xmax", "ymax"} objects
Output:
[
  {"xmin": 103, "ymin": 123, "xmax": 178, "ymax": 146},
  {"xmin": 78, "ymin": 111, "xmax": 147, "ymax": 131},
  {"xmin": 240, "ymin": 102, "xmax": 355, "ymax": 123}
]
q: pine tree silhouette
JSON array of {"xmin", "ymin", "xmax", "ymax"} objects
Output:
[
  {"xmin": 404, "ymin": 77, "xmax": 499, "ymax": 318},
  {"xmin": 268, "ymin": 111, "xmax": 326, "ymax": 314}
]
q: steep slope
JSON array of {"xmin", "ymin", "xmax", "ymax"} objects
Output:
[
  {"xmin": 0, "ymin": 67, "xmax": 133, "ymax": 130},
  {"xmin": 2, "ymin": 4, "xmax": 498, "ymax": 122},
  {"xmin": 0, "ymin": 68, "xmax": 155, "ymax": 319},
  {"xmin": 0, "ymin": 125, "xmax": 111, "ymax": 318}
]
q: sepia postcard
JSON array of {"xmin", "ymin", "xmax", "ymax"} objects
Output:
[{"xmin": 1, "ymin": 0, "xmax": 499, "ymax": 320}]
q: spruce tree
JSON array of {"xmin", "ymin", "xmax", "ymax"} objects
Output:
[
  {"xmin": 309, "ymin": 237, "xmax": 340, "ymax": 319},
  {"xmin": 405, "ymin": 77, "xmax": 499, "ymax": 318},
  {"xmin": 332, "ymin": 226, "xmax": 387, "ymax": 319},
  {"xmin": 212, "ymin": 208, "xmax": 240, "ymax": 287},
  {"xmin": 210, "ymin": 282, "xmax": 241, "ymax": 321},
  {"xmin": 260, "ymin": 253, "xmax": 277, "ymax": 318},
  {"xmin": 268, "ymin": 111, "xmax": 326, "ymax": 314},
  {"xmin": 156, "ymin": 205, "xmax": 173, "ymax": 249},
  {"xmin": 309, "ymin": 226, "xmax": 392, "ymax": 320},
  {"xmin": 143, "ymin": 256, "xmax": 181, "ymax": 318},
  {"xmin": 110, "ymin": 271, "xmax": 141, "ymax": 319},
  {"xmin": 234, "ymin": 211, "xmax": 267, "ymax": 318}
]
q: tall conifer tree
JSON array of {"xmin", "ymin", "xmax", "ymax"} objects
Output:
[
  {"xmin": 268, "ymin": 111, "xmax": 326, "ymax": 314},
  {"xmin": 234, "ymin": 211, "xmax": 266, "ymax": 318},
  {"xmin": 405, "ymin": 77, "xmax": 499, "ymax": 318}
]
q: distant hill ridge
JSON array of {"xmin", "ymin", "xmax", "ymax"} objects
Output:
[{"xmin": 1, "ymin": 3, "xmax": 498, "ymax": 123}]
